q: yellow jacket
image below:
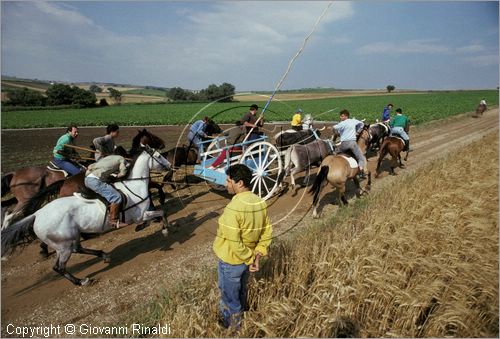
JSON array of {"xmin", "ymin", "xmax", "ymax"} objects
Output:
[
  {"xmin": 213, "ymin": 191, "xmax": 272, "ymax": 265},
  {"xmin": 291, "ymin": 113, "xmax": 302, "ymax": 127}
]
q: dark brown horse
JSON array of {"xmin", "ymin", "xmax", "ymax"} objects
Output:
[{"xmin": 375, "ymin": 136, "xmax": 409, "ymax": 177}]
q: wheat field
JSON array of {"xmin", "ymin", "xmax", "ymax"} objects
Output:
[{"xmin": 136, "ymin": 131, "xmax": 498, "ymax": 338}]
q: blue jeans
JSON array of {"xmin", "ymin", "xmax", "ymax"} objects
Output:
[
  {"xmin": 390, "ymin": 126, "xmax": 409, "ymax": 141},
  {"xmin": 52, "ymin": 158, "xmax": 83, "ymax": 176},
  {"xmin": 339, "ymin": 140, "xmax": 366, "ymax": 169},
  {"xmin": 84, "ymin": 176, "xmax": 122, "ymax": 204},
  {"xmin": 218, "ymin": 260, "xmax": 249, "ymax": 329}
]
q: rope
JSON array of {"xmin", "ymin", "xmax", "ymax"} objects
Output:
[{"xmin": 242, "ymin": 1, "xmax": 333, "ymax": 143}]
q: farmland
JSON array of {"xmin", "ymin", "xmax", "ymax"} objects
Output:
[{"xmin": 1, "ymin": 89, "xmax": 497, "ymax": 129}]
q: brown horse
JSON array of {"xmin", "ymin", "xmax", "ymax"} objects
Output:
[
  {"xmin": 375, "ymin": 136, "xmax": 409, "ymax": 177},
  {"xmin": 309, "ymin": 155, "xmax": 372, "ymax": 218}
]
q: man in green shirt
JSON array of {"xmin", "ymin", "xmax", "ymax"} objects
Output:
[
  {"xmin": 213, "ymin": 164, "xmax": 272, "ymax": 330},
  {"xmin": 389, "ymin": 108, "xmax": 411, "ymax": 151},
  {"xmin": 52, "ymin": 125, "xmax": 83, "ymax": 176}
]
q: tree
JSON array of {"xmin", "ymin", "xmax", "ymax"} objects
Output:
[
  {"xmin": 108, "ymin": 87, "xmax": 122, "ymax": 104},
  {"xmin": 72, "ymin": 87, "xmax": 96, "ymax": 107},
  {"xmin": 6, "ymin": 88, "xmax": 46, "ymax": 106},
  {"xmin": 386, "ymin": 85, "xmax": 396, "ymax": 93},
  {"xmin": 46, "ymin": 84, "xmax": 75, "ymax": 105},
  {"xmin": 89, "ymin": 84, "xmax": 103, "ymax": 93},
  {"xmin": 219, "ymin": 82, "xmax": 235, "ymax": 102},
  {"xmin": 99, "ymin": 98, "xmax": 109, "ymax": 106},
  {"xmin": 167, "ymin": 87, "xmax": 190, "ymax": 101}
]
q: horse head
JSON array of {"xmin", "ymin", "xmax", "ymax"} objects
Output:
[
  {"xmin": 132, "ymin": 129, "xmax": 165, "ymax": 150},
  {"xmin": 204, "ymin": 120, "xmax": 222, "ymax": 136}
]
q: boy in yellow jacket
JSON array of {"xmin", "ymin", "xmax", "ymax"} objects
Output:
[{"xmin": 213, "ymin": 164, "xmax": 272, "ymax": 330}]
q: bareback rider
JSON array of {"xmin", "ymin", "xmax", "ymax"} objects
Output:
[
  {"xmin": 84, "ymin": 155, "xmax": 130, "ymax": 228},
  {"xmin": 187, "ymin": 116, "xmax": 209, "ymax": 151},
  {"xmin": 333, "ymin": 109, "xmax": 367, "ymax": 179},
  {"xmin": 52, "ymin": 125, "xmax": 84, "ymax": 176},
  {"xmin": 389, "ymin": 108, "xmax": 410, "ymax": 151}
]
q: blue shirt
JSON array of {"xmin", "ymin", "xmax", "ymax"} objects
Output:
[
  {"xmin": 333, "ymin": 119, "xmax": 364, "ymax": 142},
  {"xmin": 187, "ymin": 120, "xmax": 207, "ymax": 142},
  {"xmin": 381, "ymin": 106, "xmax": 391, "ymax": 121}
]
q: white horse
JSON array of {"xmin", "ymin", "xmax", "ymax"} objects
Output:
[{"xmin": 1, "ymin": 148, "xmax": 170, "ymax": 286}]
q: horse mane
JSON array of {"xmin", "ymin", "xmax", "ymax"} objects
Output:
[{"xmin": 131, "ymin": 129, "xmax": 165, "ymax": 150}]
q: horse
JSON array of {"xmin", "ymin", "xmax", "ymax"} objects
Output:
[
  {"xmin": 282, "ymin": 139, "xmax": 334, "ymax": 189},
  {"xmin": 375, "ymin": 136, "xmax": 409, "ymax": 177},
  {"xmin": 2, "ymin": 129, "xmax": 166, "ymax": 229},
  {"xmin": 368, "ymin": 122, "xmax": 390, "ymax": 151},
  {"xmin": 309, "ymin": 155, "xmax": 372, "ymax": 218},
  {"xmin": 1, "ymin": 148, "xmax": 170, "ymax": 286},
  {"xmin": 274, "ymin": 129, "xmax": 320, "ymax": 152},
  {"xmin": 474, "ymin": 103, "xmax": 487, "ymax": 117}
]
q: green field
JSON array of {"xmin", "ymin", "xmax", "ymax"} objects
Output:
[
  {"xmin": 1, "ymin": 90, "xmax": 497, "ymax": 129},
  {"xmin": 121, "ymin": 88, "xmax": 167, "ymax": 96}
]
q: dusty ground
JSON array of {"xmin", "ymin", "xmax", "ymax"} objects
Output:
[{"xmin": 0, "ymin": 108, "xmax": 498, "ymax": 336}]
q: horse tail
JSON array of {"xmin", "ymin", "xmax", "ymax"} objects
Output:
[
  {"xmin": 21, "ymin": 179, "xmax": 65, "ymax": 217},
  {"xmin": 1, "ymin": 214, "xmax": 37, "ymax": 257},
  {"xmin": 309, "ymin": 165, "xmax": 329, "ymax": 206},
  {"xmin": 1, "ymin": 173, "xmax": 14, "ymax": 197}
]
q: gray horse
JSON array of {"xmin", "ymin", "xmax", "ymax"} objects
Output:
[{"xmin": 282, "ymin": 139, "xmax": 334, "ymax": 189}]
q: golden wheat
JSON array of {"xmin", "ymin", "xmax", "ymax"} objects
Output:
[{"xmin": 141, "ymin": 131, "xmax": 498, "ymax": 338}]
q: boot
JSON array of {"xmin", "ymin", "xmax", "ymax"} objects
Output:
[
  {"xmin": 108, "ymin": 203, "xmax": 129, "ymax": 229},
  {"xmin": 404, "ymin": 140, "xmax": 410, "ymax": 152},
  {"xmin": 358, "ymin": 169, "xmax": 367, "ymax": 180}
]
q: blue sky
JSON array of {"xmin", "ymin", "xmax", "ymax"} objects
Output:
[{"xmin": 2, "ymin": 1, "xmax": 498, "ymax": 91}]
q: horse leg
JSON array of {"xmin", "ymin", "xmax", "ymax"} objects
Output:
[
  {"xmin": 53, "ymin": 248, "xmax": 90, "ymax": 286},
  {"xmin": 353, "ymin": 176, "xmax": 361, "ymax": 198},
  {"xmin": 149, "ymin": 181, "xmax": 166, "ymax": 206},
  {"xmin": 339, "ymin": 184, "xmax": 348, "ymax": 205},
  {"xmin": 75, "ymin": 245, "xmax": 110, "ymax": 263},
  {"xmin": 311, "ymin": 181, "xmax": 328, "ymax": 219},
  {"xmin": 39, "ymin": 242, "xmax": 49, "ymax": 258},
  {"xmin": 404, "ymin": 150, "xmax": 409, "ymax": 161},
  {"xmin": 398, "ymin": 153, "xmax": 405, "ymax": 168}
]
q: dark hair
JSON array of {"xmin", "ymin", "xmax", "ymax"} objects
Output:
[
  {"xmin": 339, "ymin": 109, "xmax": 350, "ymax": 117},
  {"xmin": 396, "ymin": 108, "xmax": 402, "ymax": 113},
  {"xmin": 226, "ymin": 164, "xmax": 252, "ymax": 188},
  {"xmin": 250, "ymin": 104, "xmax": 259, "ymax": 111},
  {"xmin": 66, "ymin": 124, "xmax": 78, "ymax": 132},
  {"xmin": 388, "ymin": 103, "xmax": 393, "ymax": 107},
  {"xmin": 106, "ymin": 124, "xmax": 119, "ymax": 134}
]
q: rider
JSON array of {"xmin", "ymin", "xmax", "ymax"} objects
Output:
[
  {"xmin": 333, "ymin": 109, "xmax": 367, "ymax": 179},
  {"xmin": 93, "ymin": 124, "xmax": 120, "ymax": 161},
  {"xmin": 187, "ymin": 116, "xmax": 209, "ymax": 151},
  {"xmin": 291, "ymin": 108, "xmax": 303, "ymax": 131},
  {"xmin": 240, "ymin": 104, "xmax": 264, "ymax": 142},
  {"xmin": 52, "ymin": 125, "xmax": 84, "ymax": 176},
  {"xmin": 84, "ymin": 155, "xmax": 130, "ymax": 228},
  {"xmin": 381, "ymin": 103, "xmax": 393, "ymax": 124},
  {"xmin": 389, "ymin": 108, "xmax": 411, "ymax": 151}
]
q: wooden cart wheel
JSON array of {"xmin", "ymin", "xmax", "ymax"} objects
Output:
[{"xmin": 239, "ymin": 141, "xmax": 282, "ymax": 200}]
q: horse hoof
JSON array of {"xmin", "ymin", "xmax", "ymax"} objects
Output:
[
  {"xmin": 80, "ymin": 277, "xmax": 92, "ymax": 286},
  {"xmin": 161, "ymin": 228, "xmax": 169, "ymax": 237},
  {"xmin": 103, "ymin": 254, "xmax": 111, "ymax": 263}
]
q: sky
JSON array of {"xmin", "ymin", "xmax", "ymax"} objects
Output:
[{"xmin": 1, "ymin": 1, "xmax": 499, "ymax": 91}]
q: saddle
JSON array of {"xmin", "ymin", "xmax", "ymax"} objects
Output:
[
  {"xmin": 47, "ymin": 161, "xmax": 69, "ymax": 177},
  {"xmin": 77, "ymin": 186, "xmax": 128, "ymax": 221},
  {"xmin": 336, "ymin": 153, "xmax": 359, "ymax": 168}
]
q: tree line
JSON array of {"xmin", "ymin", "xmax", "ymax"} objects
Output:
[{"xmin": 3, "ymin": 82, "xmax": 236, "ymax": 108}]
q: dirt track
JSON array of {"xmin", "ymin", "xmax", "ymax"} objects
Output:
[{"xmin": 1, "ymin": 108, "xmax": 498, "ymax": 335}]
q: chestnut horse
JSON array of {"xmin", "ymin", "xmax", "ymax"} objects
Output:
[{"xmin": 375, "ymin": 136, "xmax": 409, "ymax": 177}]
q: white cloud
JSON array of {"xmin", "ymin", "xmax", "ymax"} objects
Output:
[
  {"xmin": 357, "ymin": 39, "xmax": 451, "ymax": 55},
  {"xmin": 2, "ymin": 1, "xmax": 354, "ymax": 89},
  {"xmin": 463, "ymin": 54, "xmax": 498, "ymax": 67},
  {"xmin": 455, "ymin": 44, "xmax": 486, "ymax": 54}
]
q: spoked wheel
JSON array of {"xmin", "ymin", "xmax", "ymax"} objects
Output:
[
  {"xmin": 239, "ymin": 141, "xmax": 282, "ymax": 200},
  {"xmin": 205, "ymin": 139, "xmax": 223, "ymax": 159}
]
